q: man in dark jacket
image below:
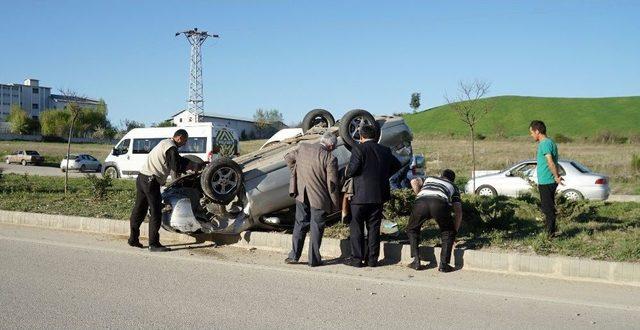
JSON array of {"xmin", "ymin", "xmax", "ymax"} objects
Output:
[{"xmin": 345, "ymin": 125, "xmax": 402, "ymax": 267}]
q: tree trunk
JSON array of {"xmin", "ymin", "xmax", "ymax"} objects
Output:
[
  {"xmin": 470, "ymin": 125, "xmax": 476, "ymax": 193},
  {"xmin": 64, "ymin": 115, "xmax": 78, "ymax": 195}
]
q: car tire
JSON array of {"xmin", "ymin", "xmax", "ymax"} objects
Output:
[
  {"xmin": 302, "ymin": 109, "xmax": 335, "ymax": 133},
  {"xmin": 200, "ymin": 157, "xmax": 244, "ymax": 205},
  {"xmin": 475, "ymin": 185, "xmax": 497, "ymax": 197},
  {"xmin": 339, "ymin": 109, "xmax": 380, "ymax": 150},
  {"xmin": 104, "ymin": 166, "xmax": 119, "ymax": 178},
  {"xmin": 80, "ymin": 165, "xmax": 87, "ymax": 172},
  {"xmin": 61, "ymin": 168, "xmax": 66, "ymax": 173},
  {"xmin": 21, "ymin": 160, "xmax": 27, "ymax": 166},
  {"xmin": 562, "ymin": 189, "xmax": 584, "ymax": 201}
]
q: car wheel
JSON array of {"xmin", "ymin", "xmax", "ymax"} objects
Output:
[
  {"xmin": 475, "ymin": 185, "xmax": 497, "ymax": 197},
  {"xmin": 339, "ymin": 109, "xmax": 380, "ymax": 150},
  {"xmin": 302, "ymin": 109, "xmax": 335, "ymax": 133},
  {"xmin": 562, "ymin": 189, "xmax": 583, "ymax": 201},
  {"xmin": 21, "ymin": 160, "xmax": 27, "ymax": 166},
  {"xmin": 104, "ymin": 166, "xmax": 119, "ymax": 178},
  {"xmin": 200, "ymin": 157, "xmax": 244, "ymax": 205},
  {"xmin": 79, "ymin": 164, "xmax": 87, "ymax": 172},
  {"xmin": 61, "ymin": 168, "xmax": 66, "ymax": 173}
]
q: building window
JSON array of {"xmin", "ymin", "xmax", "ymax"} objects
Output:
[
  {"xmin": 33, "ymin": 88, "xmax": 39, "ymax": 94},
  {"xmin": 32, "ymin": 103, "xmax": 39, "ymax": 110}
]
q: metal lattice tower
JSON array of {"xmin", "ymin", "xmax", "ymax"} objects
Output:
[{"xmin": 175, "ymin": 28, "xmax": 219, "ymax": 121}]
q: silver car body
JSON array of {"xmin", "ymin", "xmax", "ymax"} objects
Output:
[
  {"xmin": 465, "ymin": 159, "xmax": 610, "ymax": 201},
  {"xmin": 60, "ymin": 154, "xmax": 102, "ymax": 172},
  {"xmin": 161, "ymin": 115, "xmax": 414, "ymax": 235}
]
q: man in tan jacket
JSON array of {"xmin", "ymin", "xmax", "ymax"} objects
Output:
[{"xmin": 284, "ymin": 132, "xmax": 340, "ymax": 266}]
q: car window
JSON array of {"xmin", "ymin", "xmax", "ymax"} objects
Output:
[
  {"xmin": 179, "ymin": 137, "xmax": 207, "ymax": 154},
  {"xmin": 132, "ymin": 138, "xmax": 164, "ymax": 154},
  {"xmin": 571, "ymin": 161, "xmax": 591, "ymax": 173},
  {"xmin": 87, "ymin": 155, "xmax": 97, "ymax": 161},
  {"xmin": 17, "ymin": 151, "xmax": 23, "ymax": 155},
  {"xmin": 115, "ymin": 139, "xmax": 130, "ymax": 154},
  {"xmin": 26, "ymin": 151, "xmax": 39, "ymax": 155},
  {"xmin": 512, "ymin": 163, "xmax": 536, "ymax": 177}
]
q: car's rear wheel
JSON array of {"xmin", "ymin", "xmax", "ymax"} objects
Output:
[
  {"xmin": 475, "ymin": 185, "xmax": 497, "ymax": 197},
  {"xmin": 339, "ymin": 109, "xmax": 380, "ymax": 150},
  {"xmin": 562, "ymin": 189, "xmax": 583, "ymax": 201},
  {"xmin": 104, "ymin": 166, "xmax": 119, "ymax": 178},
  {"xmin": 302, "ymin": 109, "xmax": 335, "ymax": 133},
  {"xmin": 200, "ymin": 157, "xmax": 244, "ymax": 205},
  {"xmin": 80, "ymin": 165, "xmax": 87, "ymax": 172},
  {"xmin": 21, "ymin": 160, "xmax": 27, "ymax": 166},
  {"xmin": 61, "ymin": 168, "xmax": 66, "ymax": 173}
]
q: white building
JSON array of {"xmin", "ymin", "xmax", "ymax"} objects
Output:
[
  {"xmin": 0, "ymin": 79, "xmax": 51, "ymax": 121},
  {"xmin": 171, "ymin": 110, "xmax": 285, "ymax": 139}
]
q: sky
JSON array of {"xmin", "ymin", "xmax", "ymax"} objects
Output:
[{"xmin": 1, "ymin": 0, "xmax": 638, "ymax": 126}]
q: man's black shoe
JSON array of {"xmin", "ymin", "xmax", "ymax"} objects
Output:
[
  {"xmin": 367, "ymin": 260, "xmax": 378, "ymax": 268},
  {"xmin": 309, "ymin": 261, "xmax": 324, "ymax": 267},
  {"xmin": 148, "ymin": 245, "xmax": 171, "ymax": 252},
  {"xmin": 438, "ymin": 264, "xmax": 455, "ymax": 273},
  {"xmin": 127, "ymin": 240, "xmax": 144, "ymax": 248},
  {"xmin": 284, "ymin": 258, "xmax": 297, "ymax": 264},
  {"xmin": 347, "ymin": 258, "xmax": 363, "ymax": 268},
  {"xmin": 408, "ymin": 259, "xmax": 422, "ymax": 270}
]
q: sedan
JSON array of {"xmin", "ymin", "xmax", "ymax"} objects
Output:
[
  {"xmin": 60, "ymin": 154, "xmax": 102, "ymax": 173},
  {"xmin": 465, "ymin": 159, "xmax": 610, "ymax": 201}
]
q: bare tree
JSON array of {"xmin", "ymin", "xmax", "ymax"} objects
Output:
[
  {"xmin": 60, "ymin": 89, "xmax": 84, "ymax": 195},
  {"xmin": 445, "ymin": 80, "xmax": 493, "ymax": 193}
]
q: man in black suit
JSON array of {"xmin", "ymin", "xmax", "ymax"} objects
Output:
[{"xmin": 345, "ymin": 125, "xmax": 402, "ymax": 267}]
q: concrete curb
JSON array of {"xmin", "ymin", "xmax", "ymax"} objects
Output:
[{"xmin": 1, "ymin": 210, "xmax": 639, "ymax": 286}]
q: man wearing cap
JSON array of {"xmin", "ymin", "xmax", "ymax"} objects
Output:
[
  {"xmin": 128, "ymin": 129, "xmax": 189, "ymax": 252},
  {"xmin": 406, "ymin": 169, "xmax": 463, "ymax": 272}
]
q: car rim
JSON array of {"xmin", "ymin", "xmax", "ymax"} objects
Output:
[
  {"xmin": 564, "ymin": 191, "xmax": 580, "ymax": 200},
  {"xmin": 348, "ymin": 116, "xmax": 374, "ymax": 141},
  {"xmin": 105, "ymin": 168, "xmax": 116, "ymax": 177},
  {"xmin": 212, "ymin": 167, "xmax": 239, "ymax": 195},
  {"xmin": 478, "ymin": 187, "xmax": 494, "ymax": 196},
  {"xmin": 309, "ymin": 115, "xmax": 330, "ymax": 128}
]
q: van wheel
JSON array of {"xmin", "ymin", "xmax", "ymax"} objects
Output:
[
  {"xmin": 339, "ymin": 109, "xmax": 380, "ymax": 150},
  {"xmin": 302, "ymin": 109, "xmax": 335, "ymax": 133},
  {"xmin": 200, "ymin": 157, "xmax": 244, "ymax": 205},
  {"xmin": 104, "ymin": 166, "xmax": 119, "ymax": 178}
]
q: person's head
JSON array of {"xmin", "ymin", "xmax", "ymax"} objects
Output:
[
  {"xmin": 320, "ymin": 131, "xmax": 337, "ymax": 151},
  {"xmin": 359, "ymin": 125, "xmax": 376, "ymax": 143},
  {"xmin": 173, "ymin": 129, "xmax": 189, "ymax": 147},
  {"xmin": 442, "ymin": 169, "xmax": 456, "ymax": 182},
  {"xmin": 529, "ymin": 120, "xmax": 547, "ymax": 142}
]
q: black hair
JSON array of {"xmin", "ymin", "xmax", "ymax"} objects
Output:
[
  {"xmin": 442, "ymin": 169, "xmax": 456, "ymax": 182},
  {"xmin": 173, "ymin": 129, "xmax": 189, "ymax": 138},
  {"xmin": 529, "ymin": 120, "xmax": 547, "ymax": 135},
  {"xmin": 360, "ymin": 125, "xmax": 376, "ymax": 139}
]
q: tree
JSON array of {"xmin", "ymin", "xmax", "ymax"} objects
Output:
[
  {"xmin": 253, "ymin": 108, "xmax": 283, "ymax": 138},
  {"xmin": 59, "ymin": 89, "xmax": 84, "ymax": 195},
  {"xmin": 7, "ymin": 105, "xmax": 31, "ymax": 134},
  {"xmin": 120, "ymin": 119, "xmax": 145, "ymax": 133},
  {"xmin": 445, "ymin": 79, "xmax": 493, "ymax": 193},
  {"xmin": 410, "ymin": 92, "xmax": 421, "ymax": 114},
  {"xmin": 152, "ymin": 119, "xmax": 174, "ymax": 127}
]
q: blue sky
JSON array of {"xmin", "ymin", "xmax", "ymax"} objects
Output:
[{"xmin": 1, "ymin": 0, "xmax": 638, "ymax": 126}]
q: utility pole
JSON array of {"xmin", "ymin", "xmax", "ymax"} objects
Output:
[{"xmin": 175, "ymin": 28, "xmax": 219, "ymax": 121}]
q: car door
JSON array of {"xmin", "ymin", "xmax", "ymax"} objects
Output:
[
  {"xmin": 87, "ymin": 155, "xmax": 100, "ymax": 170},
  {"xmin": 502, "ymin": 162, "xmax": 537, "ymax": 196}
]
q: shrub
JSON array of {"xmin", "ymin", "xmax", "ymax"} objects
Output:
[
  {"xmin": 475, "ymin": 133, "xmax": 486, "ymax": 140},
  {"xmin": 554, "ymin": 133, "xmax": 573, "ymax": 143},
  {"xmin": 85, "ymin": 174, "xmax": 113, "ymax": 200},
  {"xmin": 592, "ymin": 130, "xmax": 628, "ymax": 144},
  {"xmin": 20, "ymin": 173, "xmax": 34, "ymax": 193},
  {"xmin": 555, "ymin": 196, "xmax": 597, "ymax": 223},
  {"xmin": 384, "ymin": 189, "xmax": 415, "ymax": 219},
  {"xmin": 461, "ymin": 195, "xmax": 516, "ymax": 233},
  {"xmin": 632, "ymin": 154, "xmax": 640, "ymax": 174}
]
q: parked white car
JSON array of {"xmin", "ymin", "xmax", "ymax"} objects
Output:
[
  {"xmin": 465, "ymin": 159, "xmax": 610, "ymax": 201},
  {"xmin": 60, "ymin": 154, "xmax": 102, "ymax": 172}
]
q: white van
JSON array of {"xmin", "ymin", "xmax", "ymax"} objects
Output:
[{"xmin": 102, "ymin": 123, "xmax": 239, "ymax": 179}]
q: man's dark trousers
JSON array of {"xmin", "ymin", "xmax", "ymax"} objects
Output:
[
  {"xmin": 405, "ymin": 197, "xmax": 456, "ymax": 266},
  {"xmin": 129, "ymin": 174, "xmax": 162, "ymax": 246},
  {"xmin": 350, "ymin": 203, "xmax": 383, "ymax": 265},
  {"xmin": 538, "ymin": 183, "xmax": 558, "ymax": 235},
  {"xmin": 288, "ymin": 197, "xmax": 327, "ymax": 266}
]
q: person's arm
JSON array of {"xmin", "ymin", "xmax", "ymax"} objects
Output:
[
  {"xmin": 453, "ymin": 202, "xmax": 463, "ymax": 232},
  {"xmin": 410, "ymin": 177, "xmax": 423, "ymax": 195},
  {"xmin": 326, "ymin": 155, "xmax": 341, "ymax": 212},
  {"xmin": 284, "ymin": 149, "xmax": 297, "ymax": 170},
  {"xmin": 165, "ymin": 146, "xmax": 184, "ymax": 177},
  {"xmin": 345, "ymin": 146, "xmax": 363, "ymax": 178},
  {"xmin": 545, "ymin": 154, "xmax": 563, "ymax": 185},
  {"xmin": 389, "ymin": 151, "xmax": 402, "ymax": 176}
]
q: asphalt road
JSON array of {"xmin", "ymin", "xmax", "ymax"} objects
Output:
[
  {"xmin": 1, "ymin": 224, "xmax": 639, "ymax": 329},
  {"xmin": 0, "ymin": 163, "xmax": 100, "ymax": 177}
]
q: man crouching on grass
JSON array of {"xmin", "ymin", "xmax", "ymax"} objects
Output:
[{"xmin": 529, "ymin": 120, "xmax": 563, "ymax": 237}]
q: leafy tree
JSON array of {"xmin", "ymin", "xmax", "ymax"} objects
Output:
[
  {"xmin": 152, "ymin": 119, "xmax": 174, "ymax": 127},
  {"xmin": 7, "ymin": 105, "xmax": 31, "ymax": 134},
  {"xmin": 120, "ymin": 119, "xmax": 145, "ymax": 133},
  {"xmin": 445, "ymin": 79, "xmax": 494, "ymax": 193},
  {"xmin": 253, "ymin": 108, "xmax": 283, "ymax": 137},
  {"xmin": 410, "ymin": 92, "xmax": 421, "ymax": 114},
  {"xmin": 40, "ymin": 109, "xmax": 71, "ymax": 137}
]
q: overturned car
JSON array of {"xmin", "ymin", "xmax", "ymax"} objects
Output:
[{"xmin": 161, "ymin": 109, "xmax": 414, "ymax": 235}]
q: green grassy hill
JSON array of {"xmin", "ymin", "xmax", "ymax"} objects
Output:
[{"xmin": 403, "ymin": 96, "xmax": 640, "ymax": 138}]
